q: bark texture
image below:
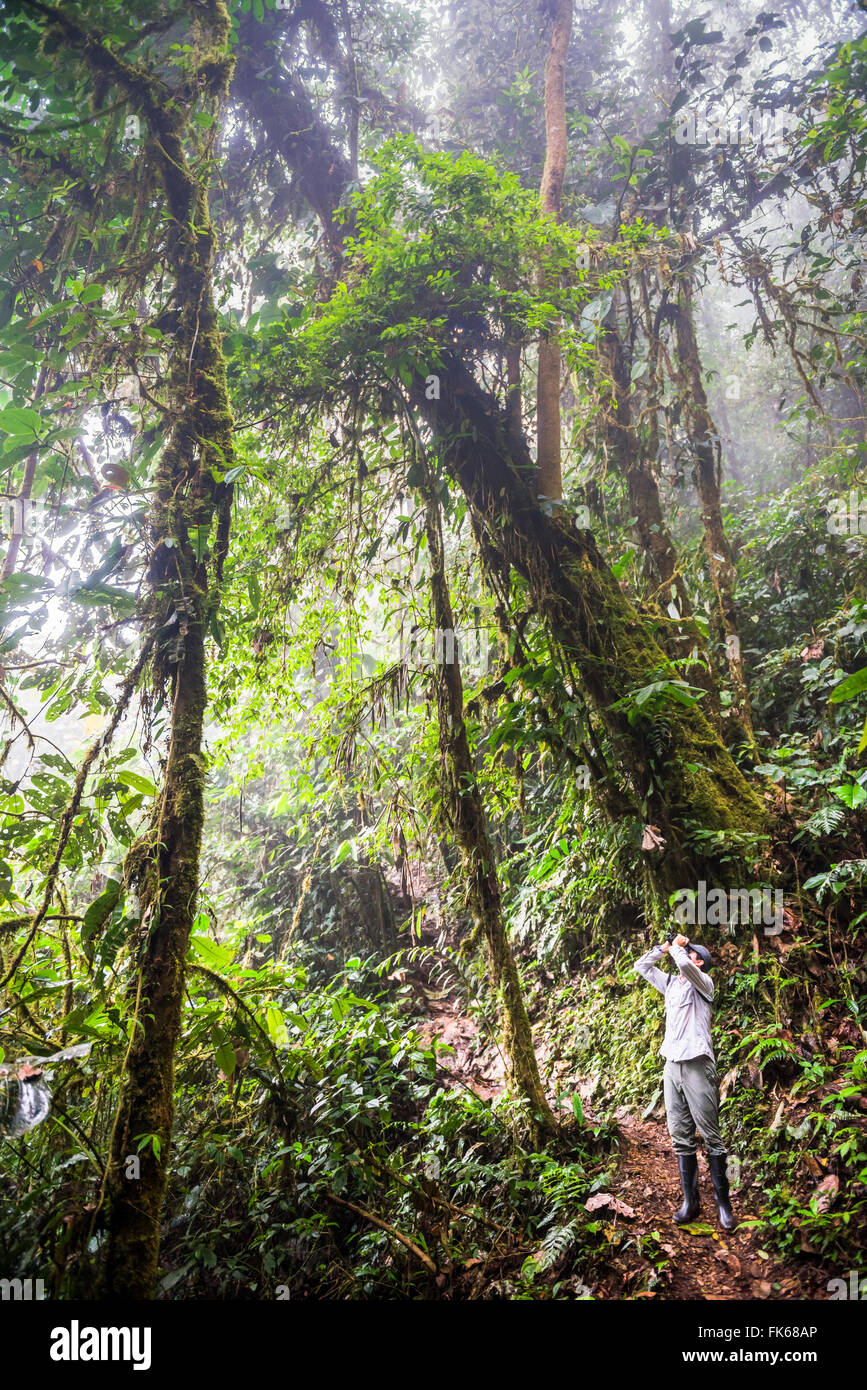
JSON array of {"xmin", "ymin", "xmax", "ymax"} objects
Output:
[{"xmin": 535, "ymin": 0, "xmax": 572, "ymax": 503}]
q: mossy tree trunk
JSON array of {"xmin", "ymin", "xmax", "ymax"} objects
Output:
[
  {"xmin": 418, "ymin": 463, "xmax": 558, "ymax": 1142},
  {"xmin": 412, "ymin": 354, "xmax": 768, "ymax": 891},
  {"xmin": 41, "ymin": 3, "xmax": 238, "ymax": 1299}
]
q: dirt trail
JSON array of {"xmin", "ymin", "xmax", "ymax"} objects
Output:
[
  {"xmin": 404, "ymin": 922, "xmax": 831, "ymax": 1301},
  {"xmin": 607, "ymin": 1113, "xmax": 830, "ymax": 1300}
]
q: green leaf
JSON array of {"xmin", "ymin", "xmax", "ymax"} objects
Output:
[
  {"xmin": 0, "ymin": 406, "xmax": 42, "ymax": 437},
  {"xmin": 0, "ymin": 572, "xmax": 48, "ymax": 604},
  {"xmin": 265, "ymin": 1005, "xmax": 289, "ymax": 1048},
  {"xmin": 0, "ymin": 286, "xmax": 19, "ymax": 329},
  {"xmin": 830, "ymin": 667, "xmax": 867, "ymax": 703},
  {"xmin": 208, "ymin": 610, "xmax": 226, "ymax": 652},
  {"xmin": 70, "ymin": 582, "xmax": 136, "ymax": 612},
  {"xmin": 82, "ymin": 879, "xmax": 122, "ymax": 942},
  {"xmin": 610, "ymin": 553, "xmax": 632, "ymax": 580},
  {"xmin": 215, "ymin": 1041, "xmax": 236, "ymax": 1076},
  {"xmin": 117, "ymin": 770, "xmax": 158, "ymax": 797},
  {"xmin": 247, "ymin": 570, "xmax": 261, "ymax": 614},
  {"xmin": 332, "ymin": 839, "xmax": 354, "ymax": 867},
  {"xmin": 831, "ymin": 782, "xmax": 867, "ymax": 809},
  {"xmin": 78, "ymin": 285, "xmax": 106, "ymax": 304},
  {"xmin": 190, "ymin": 934, "xmax": 233, "ymax": 972}
]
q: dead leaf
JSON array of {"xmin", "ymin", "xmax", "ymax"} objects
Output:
[
  {"xmin": 768, "ymin": 1099, "xmax": 787, "ymax": 1132},
  {"xmin": 719, "ymin": 1066, "xmax": 738, "ymax": 1101},
  {"xmin": 584, "ymin": 1192, "xmax": 636, "ymax": 1218},
  {"xmin": 813, "ymin": 1174, "xmax": 839, "ymax": 1213},
  {"xmin": 757, "ymin": 1280, "xmax": 773, "ymax": 1297},
  {"xmin": 641, "ymin": 825, "xmax": 665, "ymax": 851}
]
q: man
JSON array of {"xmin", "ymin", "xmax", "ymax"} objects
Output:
[{"xmin": 633, "ymin": 932, "xmax": 735, "ymax": 1231}]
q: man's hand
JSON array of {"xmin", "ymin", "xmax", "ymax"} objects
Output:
[
  {"xmin": 660, "ymin": 940, "xmax": 671, "ymax": 954},
  {"xmin": 674, "ymin": 933, "xmax": 690, "ymax": 948}
]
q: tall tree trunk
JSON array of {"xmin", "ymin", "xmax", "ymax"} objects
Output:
[
  {"xmin": 36, "ymin": 3, "xmax": 240, "ymax": 1299},
  {"xmin": 673, "ymin": 284, "xmax": 754, "ymax": 749},
  {"xmin": 599, "ymin": 322, "xmax": 686, "ymax": 610},
  {"xmin": 536, "ymin": 0, "xmax": 572, "ymax": 504},
  {"xmin": 598, "ymin": 319, "xmax": 720, "ymax": 722},
  {"xmin": 419, "ymin": 464, "xmax": 557, "ymax": 1143}
]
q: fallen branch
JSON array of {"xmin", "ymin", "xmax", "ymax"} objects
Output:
[{"xmin": 325, "ymin": 1190, "xmax": 437, "ymax": 1274}]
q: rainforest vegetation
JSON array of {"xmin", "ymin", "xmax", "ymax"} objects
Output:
[{"xmin": 0, "ymin": 0, "xmax": 865, "ymax": 1309}]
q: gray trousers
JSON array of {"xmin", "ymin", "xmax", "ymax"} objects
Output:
[{"xmin": 663, "ymin": 1054, "xmax": 725, "ymax": 1156}]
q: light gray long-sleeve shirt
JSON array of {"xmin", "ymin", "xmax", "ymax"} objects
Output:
[{"xmin": 633, "ymin": 943, "xmax": 715, "ymax": 1062}]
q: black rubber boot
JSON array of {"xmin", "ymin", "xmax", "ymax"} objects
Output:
[
  {"xmin": 673, "ymin": 1154, "xmax": 700, "ymax": 1224},
  {"xmin": 708, "ymin": 1153, "xmax": 736, "ymax": 1231}
]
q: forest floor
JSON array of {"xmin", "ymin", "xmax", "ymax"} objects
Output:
[
  {"xmin": 604, "ymin": 1114, "xmax": 830, "ymax": 1301},
  {"xmin": 404, "ymin": 908, "xmax": 833, "ymax": 1301}
]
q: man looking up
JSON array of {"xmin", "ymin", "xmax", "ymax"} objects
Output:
[{"xmin": 633, "ymin": 932, "xmax": 735, "ymax": 1231}]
